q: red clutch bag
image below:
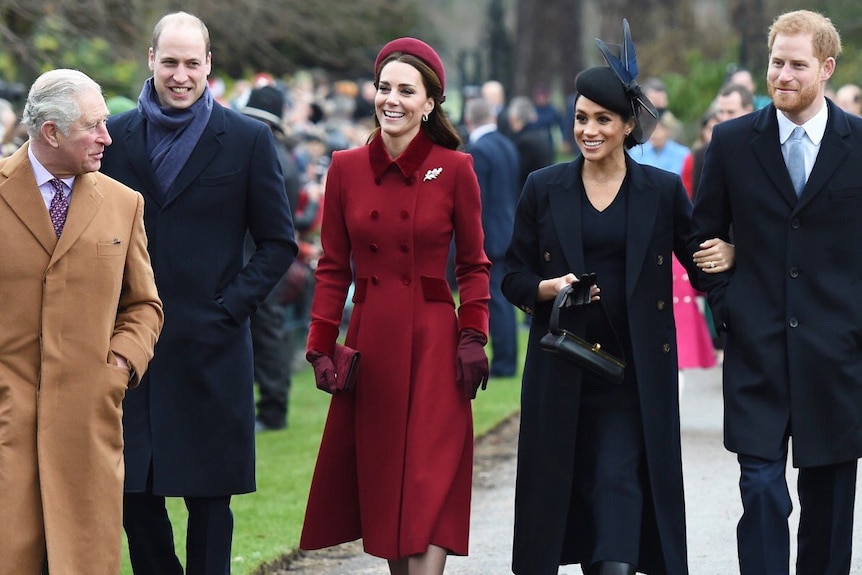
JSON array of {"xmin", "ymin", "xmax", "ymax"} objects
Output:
[{"xmin": 333, "ymin": 344, "xmax": 361, "ymax": 392}]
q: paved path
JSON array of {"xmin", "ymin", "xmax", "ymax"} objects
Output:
[{"xmin": 283, "ymin": 366, "xmax": 862, "ymax": 574}]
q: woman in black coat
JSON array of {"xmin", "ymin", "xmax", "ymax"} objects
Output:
[{"xmin": 501, "ymin": 24, "xmax": 733, "ymax": 575}]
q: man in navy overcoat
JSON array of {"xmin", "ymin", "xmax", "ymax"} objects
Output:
[
  {"xmin": 100, "ymin": 12, "xmax": 296, "ymax": 575},
  {"xmin": 465, "ymin": 96, "xmax": 521, "ymax": 376},
  {"xmin": 693, "ymin": 10, "xmax": 862, "ymax": 574}
]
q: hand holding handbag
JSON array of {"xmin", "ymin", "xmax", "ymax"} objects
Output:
[
  {"xmin": 307, "ymin": 344, "xmax": 361, "ymax": 394},
  {"xmin": 539, "ymin": 280, "xmax": 626, "ymax": 384}
]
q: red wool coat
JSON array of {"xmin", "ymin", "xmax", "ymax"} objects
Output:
[{"xmin": 301, "ymin": 130, "xmax": 491, "ymax": 559}]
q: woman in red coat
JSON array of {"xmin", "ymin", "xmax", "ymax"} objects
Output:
[{"xmin": 301, "ymin": 37, "xmax": 491, "ymax": 574}]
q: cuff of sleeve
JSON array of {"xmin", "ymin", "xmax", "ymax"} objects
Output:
[
  {"xmin": 307, "ymin": 322, "xmax": 340, "ymax": 357},
  {"xmin": 457, "ymin": 304, "xmax": 489, "ymax": 338}
]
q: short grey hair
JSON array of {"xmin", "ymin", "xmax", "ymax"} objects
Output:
[
  {"xmin": 22, "ymin": 69, "xmax": 102, "ymax": 140},
  {"xmin": 465, "ymin": 97, "xmax": 494, "ymax": 126},
  {"xmin": 508, "ymin": 96, "xmax": 538, "ymax": 125}
]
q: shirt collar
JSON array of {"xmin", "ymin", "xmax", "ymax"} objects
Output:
[
  {"xmin": 369, "ymin": 129, "xmax": 434, "ymax": 184},
  {"xmin": 468, "ymin": 123, "xmax": 497, "ymax": 144},
  {"xmin": 777, "ymin": 100, "xmax": 828, "ymax": 145},
  {"xmin": 27, "ymin": 145, "xmax": 75, "ymax": 192}
]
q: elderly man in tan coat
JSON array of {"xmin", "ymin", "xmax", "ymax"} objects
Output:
[{"xmin": 0, "ymin": 69, "xmax": 163, "ymax": 574}]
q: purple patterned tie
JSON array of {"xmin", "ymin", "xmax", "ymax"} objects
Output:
[{"xmin": 48, "ymin": 178, "xmax": 69, "ymax": 237}]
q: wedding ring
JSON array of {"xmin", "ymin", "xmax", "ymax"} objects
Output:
[{"xmin": 710, "ymin": 261, "xmax": 716, "ymax": 268}]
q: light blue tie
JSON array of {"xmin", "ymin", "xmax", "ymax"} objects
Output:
[{"xmin": 787, "ymin": 126, "xmax": 806, "ymax": 197}]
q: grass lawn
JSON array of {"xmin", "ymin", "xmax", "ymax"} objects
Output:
[{"xmin": 119, "ymin": 329, "xmax": 526, "ymax": 574}]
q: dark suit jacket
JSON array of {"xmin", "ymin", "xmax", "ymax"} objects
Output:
[
  {"xmin": 511, "ymin": 125, "xmax": 555, "ymax": 191},
  {"xmin": 693, "ymin": 99, "xmax": 862, "ymax": 467},
  {"xmin": 467, "ymin": 128, "xmax": 521, "ymax": 260},
  {"xmin": 101, "ymin": 102, "xmax": 297, "ymax": 496},
  {"xmin": 502, "ymin": 155, "xmax": 695, "ymax": 575}
]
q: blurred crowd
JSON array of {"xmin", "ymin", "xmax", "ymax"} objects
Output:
[{"xmin": 1, "ymin": 66, "xmax": 859, "ymax": 427}]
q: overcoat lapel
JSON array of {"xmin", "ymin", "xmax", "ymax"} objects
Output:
[
  {"xmin": 624, "ymin": 158, "xmax": 660, "ymax": 303},
  {"xmin": 162, "ymin": 105, "xmax": 226, "ymax": 207},
  {"xmin": 0, "ymin": 144, "xmax": 57, "ymax": 254},
  {"xmin": 548, "ymin": 158, "xmax": 586, "ymax": 275},
  {"xmin": 120, "ymin": 113, "xmax": 165, "ymax": 209},
  {"xmin": 796, "ymin": 102, "xmax": 851, "ymax": 211},
  {"xmin": 750, "ymin": 106, "xmax": 805, "ymax": 208}
]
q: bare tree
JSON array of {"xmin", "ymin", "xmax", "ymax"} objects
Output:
[{"xmin": 512, "ymin": 0, "xmax": 581, "ymax": 98}]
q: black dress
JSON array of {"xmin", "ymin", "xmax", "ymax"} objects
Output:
[{"xmin": 572, "ymin": 177, "xmax": 646, "ymax": 568}]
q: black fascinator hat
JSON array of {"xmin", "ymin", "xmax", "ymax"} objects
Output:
[{"xmin": 585, "ymin": 18, "xmax": 659, "ymax": 145}]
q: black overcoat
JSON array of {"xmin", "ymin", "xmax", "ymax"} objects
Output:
[
  {"xmin": 502, "ymin": 155, "xmax": 697, "ymax": 575},
  {"xmin": 101, "ymin": 103, "xmax": 297, "ymax": 496},
  {"xmin": 693, "ymin": 100, "xmax": 862, "ymax": 467}
]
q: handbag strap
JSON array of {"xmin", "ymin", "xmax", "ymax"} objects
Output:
[{"xmin": 548, "ymin": 283, "xmax": 626, "ymax": 361}]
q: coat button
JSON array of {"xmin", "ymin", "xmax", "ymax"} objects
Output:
[
  {"xmin": 657, "ymin": 255, "xmax": 664, "ymax": 265},
  {"xmin": 371, "ymin": 275, "xmax": 379, "ymax": 285},
  {"xmin": 791, "ymin": 218, "xmax": 800, "ymax": 229},
  {"xmin": 543, "ymin": 251, "xmax": 551, "ymax": 262},
  {"xmin": 662, "ymin": 343, "xmax": 671, "ymax": 353},
  {"xmin": 657, "ymin": 300, "xmax": 666, "ymax": 310},
  {"xmin": 401, "ymin": 210, "xmax": 409, "ymax": 219},
  {"xmin": 400, "ymin": 243, "xmax": 409, "ymax": 253},
  {"xmin": 789, "ymin": 267, "xmax": 799, "ymax": 278},
  {"xmin": 402, "ymin": 277, "xmax": 411, "ymax": 286},
  {"xmin": 370, "ymin": 210, "xmax": 379, "ymax": 220},
  {"xmin": 370, "ymin": 243, "xmax": 379, "ymax": 252},
  {"xmin": 789, "ymin": 317, "xmax": 798, "ymax": 328}
]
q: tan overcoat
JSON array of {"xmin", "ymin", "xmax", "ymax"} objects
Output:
[{"xmin": 0, "ymin": 143, "xmax": 163, "ymax": 575}]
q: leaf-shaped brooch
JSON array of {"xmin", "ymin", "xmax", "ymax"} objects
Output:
[{"xmin": 423, "ymin": 167, "xmax": 443, "ymax": 182}]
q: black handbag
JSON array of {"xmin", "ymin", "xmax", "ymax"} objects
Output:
[{"xmin": 539, "ymin": 280, "xmax": 626, "ymax": 384}]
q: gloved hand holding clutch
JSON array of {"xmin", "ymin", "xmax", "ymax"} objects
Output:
[{"xmin": 306, "ymin": 350, "xmax": 338, "ymax": 394}]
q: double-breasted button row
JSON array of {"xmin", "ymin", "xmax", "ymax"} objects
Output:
[
  {"xmin": 369, "ymin": 242, "xmax": 410, "ymax": 253},
  {"xmin": 662, "ymin": 343, "xmax": 671, "ymax": 353},
  {"xmin": 370, "ymin": 210, "xmax": 411, "ymax": 220},
  {"xmin": 657, "ymin": 300, "xmax": 666, "ymax": 311}
]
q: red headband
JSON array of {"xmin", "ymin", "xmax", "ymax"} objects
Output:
[{"xmin": 374, "ymin": 37, "xmax": 446, "ymax": 95}]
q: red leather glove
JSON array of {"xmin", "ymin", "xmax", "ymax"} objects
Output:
[
  {"xmin": 306, "ymin": 350, "xmax": 337, "ymax": 394},
  {"xmin": 456, "ymin": 329, "xmax": 489, "ymax": 400}
]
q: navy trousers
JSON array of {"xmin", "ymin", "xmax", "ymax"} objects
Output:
[
  {"xmin": 124, "ymin": 491, "xmax": 234, "ymax": 575},
  {"xmin": 737, "ymin": 450, "xmax": 857, "ymax": 575},
  {"xmin": 488, "ymin": 258, "xmax": 517, "ymax": 376}
]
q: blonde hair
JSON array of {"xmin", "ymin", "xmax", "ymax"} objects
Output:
[{"xmin": 768, "ymin": 10, "xmax": 842, "ymax": 62}]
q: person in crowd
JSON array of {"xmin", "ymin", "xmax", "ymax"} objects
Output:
[
  {"xmin": 481, "ymin": 79, "xmax": 512, "ymax": 136},
  {"xmin": 531, "ymin": 83, "xmax": 567, "ymax": 152},
  {"xmin": 681, "ymin": 108, "xmax": 720, "ymax": 197},
  {"xmin": 834, "ymin": 83, "xmax": 861, "ymax": 115},
  {"xmin": 632, "ymin": 109, "xmax": 690, "ymax": 175},
  {"xmin": 0, "ymin": 68, "xmax": 163, "ymax": 574},
  {"xmin": 300, "ymin": 37, "xmax": 491, "ymax": 575},
  {"xmin": 715, "ymin": 82, "xmax": 755, "ymax": 123},
  {"xmin": 465, "ymin": 96, "xmax": 520, "ymax": 377},
  {"xmin": 641, "ymin": 77, "xmax": 669, "ymax": 116},
  {"xmin": 693, "ymin": 10, "xmax": 862, "ymax": 575},
  {"xmin": 100, "ymin": 12, "xmax": 296, "ymax": 575},
  {"xmin": 241, "ymin": 84, "xmax": 304, "ymax": 432},
  {"xmin": 502, "ymin": 21, "xmax": 733, "ymax": 574},
  {"xmin": 507, "ymin": 95, "xmax": 556, "ymax": 190},
  {"xmin": 728, "ymin": 66, "xmax": 772, "ymax": 110}
]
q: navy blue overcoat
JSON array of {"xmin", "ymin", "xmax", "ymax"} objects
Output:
[{"xmin": 101, "ymin": 103, "xmax": 297, "ymax": 496}]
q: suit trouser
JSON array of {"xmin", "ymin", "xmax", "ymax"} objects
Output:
[
  {"xmin": 124, "ymin": 491, "xmax": 233, "ymax": 575},
  {"xmin": 488, "ymin": 258, "xmax": 517, "ymax": 376},
  {"xmin": 737, "ymin": 450, "xmax": 857, "ymax": 575},
  {"xmin": 250, "ymin": 284, "xmax": 291, "ymax": 429}
]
